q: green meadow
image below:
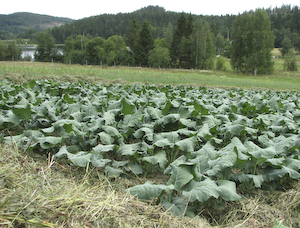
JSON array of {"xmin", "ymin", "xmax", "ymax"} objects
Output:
[{"xmin": 0, "ymin": 55, "xmax": 299, "ymax": 90}]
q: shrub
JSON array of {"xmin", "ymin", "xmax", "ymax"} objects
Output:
[
  {"xmin": 283, "ymin": 50, "xmax": 298, "ymax": 71},
  {"xmin": 216, "ymin": 56, "xmax": 226, "ymax": 70}
]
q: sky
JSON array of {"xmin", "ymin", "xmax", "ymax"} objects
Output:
[{"xmin": 1, "ymin": 0, "xmax": 300, "ymax": 20}]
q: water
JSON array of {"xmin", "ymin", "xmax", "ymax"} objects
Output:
[
  {"xmin": 20, "ymin": 45, "xmax": 36, "ymax": 59},
  {"xmin": 19, "ymin": 45, "xmax": 63, "ymax": 59}
]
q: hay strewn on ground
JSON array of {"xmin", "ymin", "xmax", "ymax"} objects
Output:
[
  {"xmin": 0, "ymin": 144, "xmax": 299, "ymax": 228},
  {"xmin": 0, "ymin": 144, "xmax": 210, "ymax": 227}
]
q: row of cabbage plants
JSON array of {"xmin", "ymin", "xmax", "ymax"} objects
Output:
[{"xmin": 1, "ymin": 79, "xmax": 300, "ymax": 216}]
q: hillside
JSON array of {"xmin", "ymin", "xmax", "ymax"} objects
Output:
[
  {"xmin": 0, "ymin": 4, "xmax": 299, "ymax": 48},
  {"xmin": 51, "ymin": 5, "xmax": 234, "ymax": 42},
  {"xmin": 50, "ymin": 4, "xmax": 300, "ymax": 47},
  {"xmin": 0, "ymin": 12, "xmax": 73, "ymax": 39}
]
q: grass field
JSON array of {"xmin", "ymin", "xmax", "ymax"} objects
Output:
[
  {"xmin": 0, "ymin": 59, "xmax": 300, "ymax": 228},
  {"xmin": 0, "ymin": 57, "xmax": 299, "ymax": 90}
]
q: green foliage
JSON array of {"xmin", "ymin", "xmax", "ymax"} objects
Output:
[
  {"xmin": 193, "ymin": 19, "xmax": 216, "ymax": 69},
  {"xmin": 125, "ymin": 19, "xmax": 140, "ymax": 51},
  {"xmin": 2, "ymin": 81, "xmax": 300, "ymax": 217},
  {"xmin": 163, "ymin": 23, "xmax": 174, "ymax": 49},
  {"xmin": 215, "ymin": 33, "xmax": 225, "ymax": 55},
  {"xmin": 1, "ymin": 4, "xmax": 299, "ymax": 53},
  {"xmin": 133, "ymin": 21, "xmax": 154, "ymax": 66},
  {"xmin": 283, "ymin": 50, "xmax": 298, "ymax": 71},
  {"xmin": 105, "ymin": 35, "xmax": 130, "ymax": 65},
  {"xmin": 216, "ymin": 56, "xmax": 226, "ymax": 70},
  {"xmin": 85, "ymin": 37, "xmax": 105, "ymax": 65},
  {"xmin": 231, "ymin": 9, "xmax": 274, "ymax": 75},
  {"xmin": 65, "ymin": 50, "xmax": 86, "ymax": 65},
  {"xmin": 148, "ymin": 46, "xmax": 171, "ymax": 68},
  {"xmin": 63, "ymin": 35, "xmax": 130, "ymax": 65},
  {"xmin": 280, "ymin": 37, "xmax": 292, "ymax": 56},
  {"xmin": 170, "ymin": 13, "xmax": 189, "ymax": 67},
  {"xmin": 154, "ymin": 38, "xmax": 168, "ymax": 48},
  {"xmin": 34, "ymin": 32, "xmax": 61, "ymax": 62},
  {"xmin": 170, "ymin": 15, "xmax": 216, "ymax": 70},
  {"xmin": 291, "ymin": 32, "xmax": 300, "ymax": 52},
  {"xmin": 0, "ymin": 40, "xmax": 22, "ymax": 61},
  {"xmin": 179, "ymin": 36, "xmax": 194, "ymax": 69},
  {"xmin": 0, "ymin": 12, "xmax": 72, "ymax": 40},
  {"xmin": 270, "ymin": 5, "xmax": 300, "ymax": 48}
]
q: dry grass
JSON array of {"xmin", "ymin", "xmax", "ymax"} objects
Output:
[
  {"xmin": 1, "ymin": 143, "xmax": 299, "ymax": 228},
  {"xmin": 0, "ymin": 143, "xmax": 210, "ymax": 228},
  {"xmin": 272, "ymin": 48, "xmax": 282, "ymax": 57},
  {"xmin": 214, "ymin": 187, "xmax": 300, "ymax": 228}
]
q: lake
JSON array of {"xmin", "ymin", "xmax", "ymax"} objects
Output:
[{"xmin": 19, "ymin": 45, "xmax": 63, "ymax": 59}]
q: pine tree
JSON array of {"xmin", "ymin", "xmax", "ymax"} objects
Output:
[
  {"xmin": 170, "ymin": 13, "xmax": 187, "ymax": 66},
  {"xmin": 125, "ymin": 19, "xmax": 140, "ymax": 51},
  {"xmin": 133, "ymin": 21, "xmax": 154, "ymax": 66},
  {"xmin": 179, "ymin": 36, "xmax": 194, "ymax": 68},
  {"xmin": 186, "ymin": 14, "xmax": 193, "ymax": 37},
  {"xmin": 179, "ymin": 14, "xmax": 194, "ymax": 69}
]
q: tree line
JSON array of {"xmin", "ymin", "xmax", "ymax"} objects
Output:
[
  {"xmin": 32, "ymin": 14, "xmax": 224, "ymax": 70},
  {"xmin": 2, "ymin": 4, "xmax": 299, "ymax": 50},
  {"xmin": 0, "ymin": 7, "xmax": 298, "ymax": 74},
  {"xmin": 47, "ymin": 5, "xmax": 300, "ymax": 47},
  {"xmin": 0, "ymin": 41, "xmax": 22, "ymax": 61},
  {"xmin": 32, "ymin": 9, "xmax": 277, "ymax": 74},
  {"xmin": 0, "ymin": 12, "xmax": 72, "ymax": 40}
]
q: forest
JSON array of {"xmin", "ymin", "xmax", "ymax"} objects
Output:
[
  {"xmin": 49, "ymin": 5, "xmax": 300, "ymax": 48},
  {"xmin": 0, "ymin": 5, "xmax": 299, "ymax": 74},
  {"xmin": 0, "ymin": 12, "xmax": 72, "ymax": 40},
  {"xmin": 1, "ymin": 5, "xmax": 299, "ymax": 48}
]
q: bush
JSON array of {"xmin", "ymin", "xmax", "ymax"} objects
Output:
[
  {"xmin": 216, "ymin": 56, "xmax": 226, "ymax": 70},
  {"xmin": 65, "ymin": 50, "xmax": 86, "ymax": 65},
  {"xmin": 148, "ymin": 46, "xmax": 171, "ymax": 68},
  {"xmin": 284, "ymin": 50, "xmax": 298, "ymax": 71}
]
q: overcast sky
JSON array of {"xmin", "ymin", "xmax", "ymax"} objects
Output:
[{"xmin": 1, "ymin": 0, "xmax": 299, "ymax": 20}]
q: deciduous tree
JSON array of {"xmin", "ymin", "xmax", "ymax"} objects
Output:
[
  {"xmin": 148, "ymin": 38, "xmax": 171, "ymax": 68},
  {"xmin": 231, "ymin": 9, "xmax": 274, "ymax": 75},
  {"xmin": 280, "ymin": 36, "xmax": 292, "ymax": 56},
  {"xmin": 163, "ymin": 22, "xmax": 174, "ymax": 49},
  {"xmin": 34, "ymin": 32, "xmax": 58, "ymax": 62},
  {"xmin": 193, "ymin": 19, "xmax": 215, "ymax": 69},
  {"xmin": 86, "ymin": 37, "xmax": 105, "ymax": 65},
  {"xmin": 215, "ymin": 33, "xmax": 225, "ymax": 55},
  {"xmin": 4, "ymin": 41, "xmax": 22, "ymax": 60}
]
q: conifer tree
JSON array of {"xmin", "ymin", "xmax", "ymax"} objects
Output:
[
  {"xmin": 186, "ymin": 14, "xmax": 193, "ymax": 37},
  {"xmin": 170, "ymin": 13, "xmax": 187, "ymax": 66},
  {"xmin": 179, "ymin": 13, "xmax": 194, "ymax": 68},
  {"xmin": 133, "ymin": 21, "xmax": 154, "ymax": 66},
  {"xmin": 125, "ymin": 19, "xmax": 140, "ymax": 51}
]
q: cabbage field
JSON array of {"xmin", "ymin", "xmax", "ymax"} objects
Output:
[{"xmin": 1, "ymin": 79, "xmax": 300, "ymax": 217}]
